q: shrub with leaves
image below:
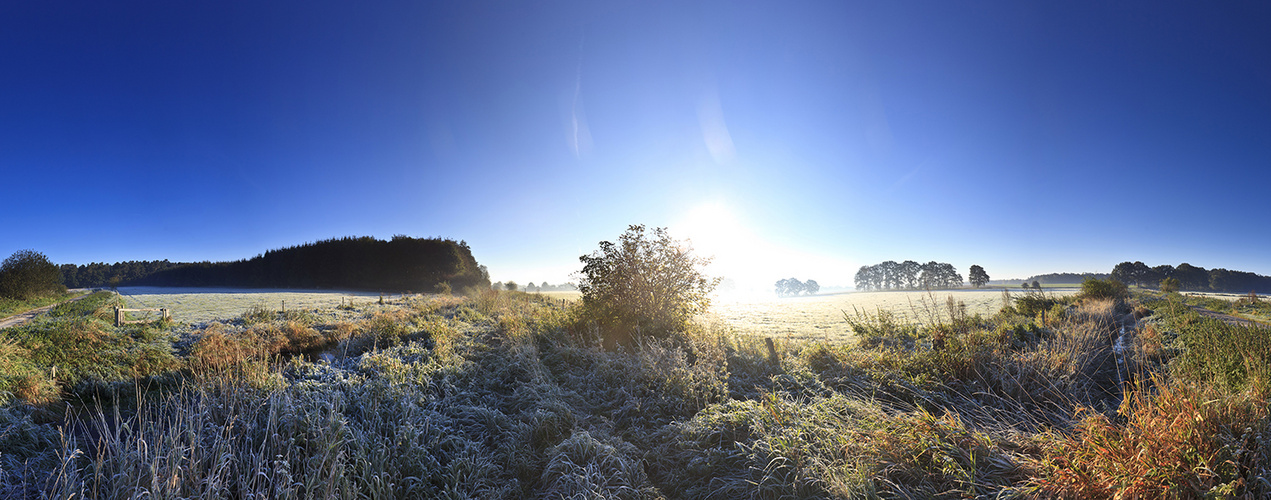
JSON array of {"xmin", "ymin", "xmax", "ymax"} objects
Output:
[
  {"xmin": 1077, "ymin": 278, "xmax": 1128, "ymax": 301},
  {"xmin": 0, "ymin": 250, "xmax": 64, "ymax": 301},
  {"xmin": 575, "ymin": 225, "xmax": 718, "ymax": 348}
]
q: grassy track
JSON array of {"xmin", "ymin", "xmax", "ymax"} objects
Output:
[{"xmin": 0, "ymin": 290, "xmax": 86, "ymax": 320}]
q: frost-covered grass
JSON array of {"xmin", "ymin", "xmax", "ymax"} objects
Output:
[
  {"xmin": 0, "ymin": 290, "xmax": 85, "ymax": 319},
  {"xmin": 115, "ymin": 287, "xmax": 393, "ymax": 326},
  {"xmin": 0, "ymin": 288, "xmax": 1266, "ymax": 498},
  {"xmin": 708, "ymin": 288, "xmax": 1078, "ymax": 343}
]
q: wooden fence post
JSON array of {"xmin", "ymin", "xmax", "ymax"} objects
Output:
[{"xmin": 765, "ymin": 337, "xmax": 780, "ymax": 367}]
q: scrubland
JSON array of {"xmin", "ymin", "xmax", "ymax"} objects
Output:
[{"xmin": 0, "ymin": 287, "xmax": 1267, "ymax": 498}]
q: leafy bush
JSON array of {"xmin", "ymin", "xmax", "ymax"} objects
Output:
[
  {"xmin": 575, "ymin": 225, "xmax": 718, "ymax": 348},
  {"xmin": 0, "ymin": 250, "xmax": 64, "ymax": 301},
  {"xmin": 1013, "ymin": 291, "xmax": 1057, "ymax": 318},
  {"xmin": 1077, "ymin": 278, "xmax": 1128, "ymax": 301}
]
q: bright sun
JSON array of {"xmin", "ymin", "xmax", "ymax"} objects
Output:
[{"xmin": 670, "ymin": 202, "xmax": 776, "ymax": 295}]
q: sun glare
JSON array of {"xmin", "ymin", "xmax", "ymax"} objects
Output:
[
  {"xmin": 671, "ymin": 203, "xmax": 777, "ymax": 297},
  {"xmin": 671, "ymin": 202, "xmax": 858, "ymax": 300}
]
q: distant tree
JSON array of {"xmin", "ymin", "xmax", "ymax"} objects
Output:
[
  {"xmin": 1025, "ymin": 272, "xmax": 1110, "ymax": 285},
  {"xmin": 968, "ymin": 265, "xmax": 990, "ymax": 288},
  {"xmin": 0, "ymin": 250, "xmax": 64, "ymax": 301},
  {"xmin": 1209, "ymin": 269, "xmax": 1234, "ymax": 292},
  {"xmin": 1174, "ymin": 263, "xmax": 1208, "ymax": 290},
  {"xmin": 541, "ymin": 281, "xmax": 550, "ymax": 290},
  {"xmin": 919, "ymin": 262, "xmax": 939, "ymax": 289},
  {"xmin": 1021, "ymin": 282, "xmax": 1031, "ymax": 290},
  {"xmin": 492, "ymin": 281, "xmax": 503, "ymax": 290},
  {"xmin": 854, "ymin": 266, "xmax": 873, "ymax": 291},
  {"xmin": 804, "ymin": 279, "xmax": 820, "ymax": 295},
  {"xmin": 1110, "ymin": 262, "xmax": 1135, "ymax": 286},
  {"xmin": 505, "ymin": 281, "xmax": 518, "ymax": 291},
  {"xmin": 576, "ymin": 225, "xmax": 718, "ymax": 348},
  {"xmin": 1031, "ymin": 280, "xmax": 1040, "ymax": 289},
  {"xmin": 1111, "ymin": 261, "xmax": 1153, "ymax": 287},
  {"xmin": 1160, "ymin": 277, "xmax": 1180, "ymax": 293},
  {"xmin": 775, "ymin": 278, "xmax": 806, "ymax": 297}
]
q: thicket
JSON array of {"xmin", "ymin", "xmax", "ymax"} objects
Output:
[{"xmin": 0, "ymin": 283, "xmax": 1266, "ymax": 497}]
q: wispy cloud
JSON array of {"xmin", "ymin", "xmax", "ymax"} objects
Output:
[
  {"xmin": 698, "ymin": 87, "xmax": 735, "ymax": 165},
  {"xmin": 568, "ymin": 36, "xmax": 592, "ymax": 159}
]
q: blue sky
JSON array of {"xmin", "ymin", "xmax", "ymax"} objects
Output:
[{"xmin": 3, "ymin": 1, "xmax": 1269, "ymax": 288}]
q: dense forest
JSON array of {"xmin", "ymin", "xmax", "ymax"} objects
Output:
[
  {"xmin": 60, "ymin": 260, "xmax": 179, "ymax": 289},
  {"xmin": 61, "ymin": 236, "xmax": 490, "ymax": 293},
  {"xmin": 1111, "ymin": 261, "xmax": 1271, "ymax": 293},
  {"xmin": 854, "ymin": 260, "xmax": 963, "ymax": 290}
]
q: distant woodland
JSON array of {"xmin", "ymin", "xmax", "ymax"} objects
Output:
[
  {"xmin": 60, "ymin": 236, "xmax": 490, "ymax": 293},
  {"xmin": 1110, "ymin": 261, "xmax": 1271, "ymax": 293},
  {"xmin": 1024, "ymin": 272, "xmax": 1110, "ymax": 284}
]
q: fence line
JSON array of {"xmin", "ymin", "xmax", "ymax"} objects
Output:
[{"xmin": 115, "ymin": 307, "xmax": 170, "ymax": 326}]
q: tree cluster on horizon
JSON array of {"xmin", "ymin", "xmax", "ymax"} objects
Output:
[
  {"xmin": 491, "ymin": 281, "xmax": 577, "ymax": 292},
  {"xmin": 774, "ymin": 278, "xmax": 819, "ymax": 297},
  {"xmin": 854, "ymin": 261, "xmax": 963, "ymax": 291},
  {"xmin": 1111, "ymin": 261, "xmax": 1271, "ymax": 293},
  {"xmin": 1024, "ymin": 272, "xmax": 1110, "ymax": 285}
]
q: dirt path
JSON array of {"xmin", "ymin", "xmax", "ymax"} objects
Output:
[
  {"xmin": 0, "ymin": 293, "xmax": 93, "ymax": 330},
  {"xmin": 1187, "ymin": 305, "xmax": 1267, "ymax": 328}
]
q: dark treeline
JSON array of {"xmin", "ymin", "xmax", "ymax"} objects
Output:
[
  {"xmin": 1024, "ymin": 272, "xmax": 1110, "ymax": 285},
  {"xmin": 1111, "ymin": 261, "xmax": 1271, "ymax": 293},
  {"xmin": 854, "ymin": 260, "xmax": 962, "ymax": 291},
  {"xmin": 63, "ymin": 236, "xmax": 490, "ymax": 293},
  {"xmin": 60, "ymin": 260, "xmax": 179, "ymax": 289}
]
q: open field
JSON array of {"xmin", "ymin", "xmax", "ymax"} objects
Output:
[
  {"xmin": 538, "ymin": 290, "xmax": 582, "ymax": 301},
  {"xmin": 114, "ymin": 287, "xmax": 390, "ymax": 325},
  {"xmin": 708, "ymin": 288, "xmax": 1078, "ymax": 343}
]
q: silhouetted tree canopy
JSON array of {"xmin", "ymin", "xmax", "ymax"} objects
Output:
[
  {"xmin": 104, "ymin": 236, "xmax": 491, "ymax": 293},
  {"xmin": 854, "ymin": 261, "xmax": 962, "ymax": 291},
  {"xmin": 1108, "ymin": 261, "xmax": 1271, "ymax": 293},
  {"xmin": 1024, "ymin": 272, "xmax": 1110, "ymax": 285},
  {"xmin": 968, "ymin": 265, "xmax": 989, "ymax": 288}
]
